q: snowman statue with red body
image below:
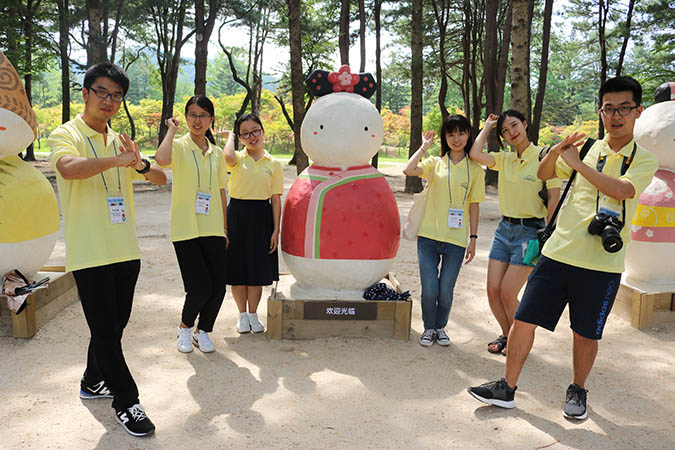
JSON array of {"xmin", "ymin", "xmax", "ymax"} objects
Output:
[
  {"xmin": 625, "ymin": 82, "xmax": 675, "ymax": 290},
  {"xmin": 281, "ymin": 65, "xmax": 400, "ymax": 299}
]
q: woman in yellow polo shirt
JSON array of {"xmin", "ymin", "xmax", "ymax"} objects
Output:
[
  {"xmin": 224, "ymin": 113, "xmax": 283, "ymax": 334},
  {"xmin": 469, "ymin": 110, "xmax": 561, "ymax": 355},
  {"xmin": 155, "ymin": 95, "xmax": 229, "ymax": 354},
  {"xmin": 404, "ymin": 115, "xmax": 485, "ymax": 347}
]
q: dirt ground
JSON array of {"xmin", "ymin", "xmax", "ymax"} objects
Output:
[{"xmin": 1, "ymin": 162, "xmax": 674, "ymax": 449}]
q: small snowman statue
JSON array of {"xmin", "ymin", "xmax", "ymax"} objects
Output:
[
  {"xmin": 281, "ymin": 65, "xmax": 400, "ymax": 299},
  {"xmin": 625, "ymin": 82, "xmax": 675, "ymax": 290},
  {"xmin": 0, "ymin": 50, "xmax": 59, "ymax": 279}
]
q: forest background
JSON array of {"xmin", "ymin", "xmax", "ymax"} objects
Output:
[{"xmin": 2, "ymin": 0, "xmax": 673, "ymax": 190}]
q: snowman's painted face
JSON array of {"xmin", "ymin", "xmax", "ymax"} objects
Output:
[
  {"xmin": 301, "ymin": 92, "xmax": 384, "ymax": 167},
  {"xmin": 0, "ymin": 108, "xmax": 34, "ymax": 157}
]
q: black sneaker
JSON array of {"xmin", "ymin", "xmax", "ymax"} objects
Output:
[
  {"xmin": 563, "ymin": 384, "xmax": 588, "ymax": 420},
  {"xmin": 467, "ymin": 378, "xmax": 517, "ymax": 409},
  {"xmin": 115, "ymin": 404, "xmax": 156, "ymax": 437},
  {"xmin": 79, "ymin": 380, "xmax": 113, "ymax": 399}
]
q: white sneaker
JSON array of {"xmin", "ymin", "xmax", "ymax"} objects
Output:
[
  {"xmin": 192, "ymin": 329, "xmax": 215, "ymax": 353},
  {"xmin": 177, "ymin": 326, "xmax": 193, "ymax": 353},
  {"xmin": 248, "ymin": 312, "xmax": 265, "ymax": 333},
  {"xmin": 237, "ymin": 312, "xmax": 251, "ymax": 333}
]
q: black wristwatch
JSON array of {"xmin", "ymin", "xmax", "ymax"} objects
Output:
[
  {"xmin": 469, "ymin": 234, "xmax": 478, "ymax": 239},
  {"xmin": 136, "ymin": 158, "xmax": 151, "ymax": 174}
]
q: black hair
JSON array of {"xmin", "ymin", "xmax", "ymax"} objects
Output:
[
  {"xmin": 599, "ymin": 76, "xmax": 642, "ymax": 106},
  {"xmin": 496, "ymin": 109, "xmax": 527, "ymax": 149},
  {"xmin": 235, "ymin": 113, "xmax": 265, "ymax": 136},
  {"xmin": 185, "ymin": 95, "xmax": 216, "ymax": 145},
  {"xmin": 83, "ymin": 63, "xmax": 130, "ymax": 95},
  {"xmin": 440, "ymin": 114, "xmax": 473, "ymax": 156}
]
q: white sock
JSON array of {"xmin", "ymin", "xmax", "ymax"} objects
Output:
[{"xmin": 239, "ymin": 312, "xmax": 248, "ymax": 319}]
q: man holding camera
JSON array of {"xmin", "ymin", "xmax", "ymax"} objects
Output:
[{"xmin": 468, "ymin": 76, "xmax": 658, "ymax": 419}]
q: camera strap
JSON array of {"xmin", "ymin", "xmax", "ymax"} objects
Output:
[
  {"xmin": 543, "ymin": 138, "xmax": 596, "ymax": 234},
  {"xmin": 594, "ymin": 142, "xmax": 637, "ymax": 224}
]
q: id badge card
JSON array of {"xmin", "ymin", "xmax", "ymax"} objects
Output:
[
  {"xmin": 107, "ymin": 196, "xmax": 127, "ymax": 224},
  {"xmin": 598, "ymin": 206, "xmax": 620, "ymax": 218},
  {"xmin": 195, "ymin": 192, "xmax": 211, "ymax": 215},
  {"xmin": 447, "ymin": 208, "xmax": 464, "ymax": 229}
]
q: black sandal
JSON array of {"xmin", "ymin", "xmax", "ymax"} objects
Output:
[{"xmin": 487, "ymin": 335, "xmax": 507, "ymax": 354}]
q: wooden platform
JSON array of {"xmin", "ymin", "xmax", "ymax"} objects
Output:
[
  {"xmin": 267, "ymin": 273, "xmax": 412, "ymax": 340},
  {"xmin": 614, "ymin": 282, "xmax": 675, "ymax": 330},
  {"xmin": 0, "ymin": 266, "xmax": 79, "ymax": 338}
]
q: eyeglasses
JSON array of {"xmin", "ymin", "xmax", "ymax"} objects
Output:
[
  {"xmin": 239, "ymin": 128, "xmax": 262, "ymax": 140},
  {"xmin": 88, "ymin": 87, "xmax": 124, "ymax": 103},
  {"xmin": 187, "ymin": 113, "xmax": 212, "ymax": 121},
  {"xmin": 599, "ymin": 105, "xmax": 638, "ymax": 117}
]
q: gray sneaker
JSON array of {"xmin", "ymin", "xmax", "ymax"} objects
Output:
[
  {"xmin": 435, "ymin": 329, "xmax": 450, "ymax": 346},
  {"xmin": 419, "ymin": 329, "xmax": 435, "ymax": 347},
  {"xmin": 564, "ymin": 384, "xmax": 588, "ymax": 420},
  {"xmin": 467, "ymin": 378, "xmax": 517, "ymax": 409}
]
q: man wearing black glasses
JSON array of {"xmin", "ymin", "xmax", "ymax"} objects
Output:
[
  {"xmin": 49, "ymin": 63, "xmax": 165, "ymax": 437},
  {"xmin": 468, "ymin": 76, "xmax": 658, "ymax": 421}
]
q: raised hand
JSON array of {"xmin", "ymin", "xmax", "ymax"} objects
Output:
[
  {"xmin": 166, "ymin": 117, "xmax": 180, "ymax": 132},
  {"xmin": 119, "ymin": 133, "xmax": 144, "ymax": 170},
  {"xmin": 485, "ymin": 113, "xmax": 500, "ymax": 129},
  {"xmin": 421, "ymin": 130, "xmax": 436, "ymax": 152}
]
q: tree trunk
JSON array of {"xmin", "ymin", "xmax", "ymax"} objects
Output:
[
  {"xmin": 431, "ymin": 0, "xmax": 449, "ymax": 121},
  {"xmin": 339, "ymin": 0, "xmax": 350, "ymax": 65},
  {"xmin": 461, "ymin": 0, "xmax": 471, "ymax": 121},
  {"xmin": 530, "ymin": 0, "xmax": 553, "ymax": 144},
  {"xmin": 358, "ymin": 0, "xmax": 366, "ymax": 72},
  {"xmin": 616, "ymin": 0, "xmax": 636, "ymax": 76},
  {"xmin": 86, "ymin": 0, "xmax": 107, "ymax": 65},
  {"xmin": 371, "ymin": 0, "xmax": 382, "ymax": 168},
  {"xmin": 57, "ymin": 0, "xmax": 71, "ymax": 124},
  {"xmin": 510, "ymin": 0, "xmax": 529, "ymax": 115},
  {"xmin": 406, "ymin": 0, "xmax": 423, "ymax": 194},
  {"xmin": 598, "ymin": 0, "xmax": 608, "ymax": 139},
  {"xmin": 288, "ymin": 0, "xmax": 309, "ymax": 174},
  {"xmin": 22, "ymin": 0, "xmax": 41, "ymax": 161},
  {"xmin": 194, "ymin": 0, "xmax": 221, "ymax": 96}
]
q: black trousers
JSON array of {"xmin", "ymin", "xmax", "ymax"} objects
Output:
[
  {"xmin": 73, "ymin": 259, "xmax": 141, "ymax": 411},
  {"xmin": 173, "ymin": 236, "xmax": 227, "ymax": 332}
]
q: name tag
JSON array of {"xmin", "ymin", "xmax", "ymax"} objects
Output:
[
  {"xmin": 107, "ymin": 196, "xmax": 127, "ymax": 224},
  {"xmin": 195, "ymin": 192, "xmax": 211, "ymax": 215},
  {"xmin": 447, "ymin": 208, "xmax": 464, "ymax": 229}
]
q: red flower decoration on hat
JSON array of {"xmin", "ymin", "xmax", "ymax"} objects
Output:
[{"xmin": 327, "ymin": 65, "xmax": 360, "ymax": 93}]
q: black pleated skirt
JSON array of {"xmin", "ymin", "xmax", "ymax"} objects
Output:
[{"xmin": 224, "ymin": 198, "xmax": 279, "ymax": 286}]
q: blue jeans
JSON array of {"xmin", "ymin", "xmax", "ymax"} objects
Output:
[{"xmin": 417, "ymin": 236, "xmax": 465, "ymax": 330}]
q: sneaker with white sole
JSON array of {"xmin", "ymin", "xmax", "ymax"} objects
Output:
[
  {"xmin": 177, "ymin": 326, "xmax": 193, "ymax": 353},
  {"xmin": 419, "ymin": 329, "xmax": 435, "ymax": 347},
  {"xmin": 563, "ymin": 383, "xmax": 588, "ymax": 420},
  {"xmin": 115, "ymin": 403, "xmax": 155, "ymax": 437},
  {"xmin": 80, "ymin": 379, "xmax": 113, "ymax": 399},
  {"xmin": 467, "ymin": 378, "xmax": 517, "ymax": 409},
  {"xmin": 192, "ymin": 329, "xmax": 215, "ymax": 353},
  {"xmin": 435, "ymin": 329, "xmax": 451, "ymax": 346},
  {"xmin": 237, "ymin": 312, "xmax": 250, "ymax": 333},
  {"xmin": 248, "ymin": 312, "xmax": 265, "ymax": 333}
]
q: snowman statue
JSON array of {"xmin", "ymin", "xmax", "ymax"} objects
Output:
[
  {"xmin": 281, "ymin": 65, "xmax": 400, "ymax": 299},
  {"xmin": 0, "ymin": 50, "xmax": 60, "ymax": 279},
  {"xmin": 625, "ymin": 82, "xmax": 675, "ymax": 290}
]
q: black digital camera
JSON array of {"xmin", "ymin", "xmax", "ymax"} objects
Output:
[{"xmin": 587, "ymin": 213, "xmax": 624, "ymax": 253}]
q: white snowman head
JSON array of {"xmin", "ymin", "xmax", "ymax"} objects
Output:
[
  {"xmin": 634, "ymin": 82, "xmax": 675, "ymax": 170},
  {"xmin": 0, "ymin": 51, "xmax": 37, "ymax": 157},
  {"xmin": 301, "ymin": 65, "xmax": 384, "ymax": 168}
]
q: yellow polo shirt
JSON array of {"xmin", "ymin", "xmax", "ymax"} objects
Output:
[
  {"xmin": 164, "ymin": 134, "xmax": 228, "ymax": 242},
  {"xmin": 418, "ymin": 155, "xmax": 486, "ymax": 247},
  {"xmin": 49, "ymin": 115, "xmax": 146, "ymax": 272},
  {"xmin": 491, "ymin": 143, "xmax": 561, "ymax": 218},
  {"xmin": 542, "ymin": 137, "xmax": 658, "ymax": 273},
  {"xmin": 227, "ymin": 149, "xmax": 284, "ymax": 200}
]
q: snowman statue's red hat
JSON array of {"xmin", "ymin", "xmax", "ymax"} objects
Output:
[{"xmin": 280, "ymin": 65, "xmax": 400, "ymax": 299}]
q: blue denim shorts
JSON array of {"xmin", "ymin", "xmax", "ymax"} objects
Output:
[{"xmin": 488, "ymin": 217, "xmax": 545, "ymax": 266}]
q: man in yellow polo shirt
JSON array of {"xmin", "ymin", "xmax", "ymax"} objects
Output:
[
  {"xmin": 468, "ymin": 76, "xmax": 658, "ymax": 420},
  {"xmin": 49, "ymin": 63, "xmax": 165, "ymax": 437}
]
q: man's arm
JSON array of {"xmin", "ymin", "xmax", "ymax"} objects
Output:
[
  {"xmin": 537, "ymin": 132, "xmax": 585, "ymax": 181},
  {"xmin": 56, "ymin": 152, "xmax": 136, "ymax": 180}
]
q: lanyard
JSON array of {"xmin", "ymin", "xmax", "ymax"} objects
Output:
[
  {"xmin": 446, "ymin": 155, "xmax": 470, "ymax": 206},
  {"xmin": 191, "ymin": 150, "xmax": 213, "ymax": 191},
  {"xmin": 87, "ymin": 136, "xmax": 121, "ymax": 193},
  {"xmin": 594, "ymin": 143, "xmax": 637, "ymax": 222}
]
